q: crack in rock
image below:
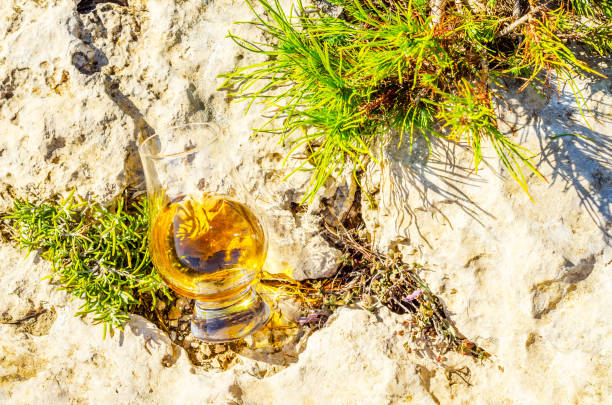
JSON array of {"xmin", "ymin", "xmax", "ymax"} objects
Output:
[
  {"xmin": 531, "ymin": 254, "xmax": 597, "ymax": 319},
  {"xmin": 76, "ymin": 0, "xmax": 127, "ymax": 14}
]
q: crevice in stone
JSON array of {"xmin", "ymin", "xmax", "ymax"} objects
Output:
[
  {"xmin": 0, "ymin": 307, "xmax": 57, "ymax": 336},
  {"xmin": 44, "ymin": 136, "xmax": 66, "ymax": 161},
  {"xmin": 531, "ymin": 254, "xmax": 598, "ymax": 319},
  {"xmin": 416, "ymin": 365, "xmax": 441, "ymax": 405},
  {"xmin": 76, "ymin": 0, "xmax": 127, "ymax": 14},
  {"xmin": 71, "ymin": 42, "xmax": 108, "ymax": 75},
  {"xmin": 561, "ymin": 254, "xmax": 596, "ymax": 284}
]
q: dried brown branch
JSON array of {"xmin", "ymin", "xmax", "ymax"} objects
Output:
[
  {"xmin": 430, "ymin": 0, "xmax": 447, "ymax": 25},
  {"xmin": 496, "ymin": 0, "xmax": 554, "ymax": 38}
]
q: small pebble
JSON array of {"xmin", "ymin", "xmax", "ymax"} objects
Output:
[
  {"xmin": 214, "ymin": 344, "xmax": 226, "ymax": 354},
  {"xmin": 191, "ymin": 341, "xmax": 199, "ymax": 348},
  {"xmin": 168, "ymin": 305, "xmax": 181, "ymax": 320},
  {"xmin": 179, "ymin": 314, "xmax": 191, "ymax": 322},
  {"xmin": 156, "ymin": 300, "xmax": 167, "ymax": 311},
  {"xmin": 169, "ymin": 320, "xmax": 178, "ymax": 328},
  {"xmin": 170, "ymin": 331, "xmax": 177, "ymax": 341},
  {"xmin": 200, "ymin": 345, "xmax": 212, "ymax": 357},
  {"xmin": 177, "ymin": 335, "xmax": 183, "ymax": 341},
  {"xmin": 179, "ymin": 322, "xmax": 188, "ymax": 331},
  {"xmin": 177, "ymin": 297, "xmax": 190, "ymax": 310}
]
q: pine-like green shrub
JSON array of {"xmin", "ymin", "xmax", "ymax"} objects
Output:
[{"xmin": 221, "ymin": 0, "xmax": 611, "ymax": 201}]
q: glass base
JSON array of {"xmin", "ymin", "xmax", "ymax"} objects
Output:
[{"xmin": 190, "ymin": 287, "xmax": 270, "ymax": 342}]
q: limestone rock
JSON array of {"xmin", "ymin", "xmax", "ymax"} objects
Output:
[
  {"xmin": 239, "ymin": 307, "xmax": 437, "ymax": 405},
  {"xmin": 0, "ymin": 0, "xmax": 345, "ymax": 279},
  {"xmin": 0, "ymin": 243, "xmax": 241, "ymax": 403},
  {"xmin": 2, "ymin": 0, "xmax": 612, "ymax": 403},
  {"xmin": 0, "ymin": 241, "xmax": 444, "ymax": 405},
  {"xmin": 361, "ymin": 60, "xmax": 612, "ymax": 404}
]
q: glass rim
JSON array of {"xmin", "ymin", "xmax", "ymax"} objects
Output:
[{"xmin": 138, "ymin": 122, "xmax": 221, "ymax": 159}]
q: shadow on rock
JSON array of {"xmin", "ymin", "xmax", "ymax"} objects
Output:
[
  {"xmin": 368, "ymin": 133, "xmax": 495, "ymax": 250},
  {"xmin": 498, "ymin": 66, "xmax": 612, "ymax": 241},
  {"xmin": 76, "ymin": 0, "xmax": 127, "ymax": 14},
  {"xmin": 103, "ymin": 75, "xmax": 155, "ymax": 190}
]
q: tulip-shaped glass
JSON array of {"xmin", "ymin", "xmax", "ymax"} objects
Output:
[{"xmin": 139, "ymin": 123, "xmax": 270, "ymax": 342}]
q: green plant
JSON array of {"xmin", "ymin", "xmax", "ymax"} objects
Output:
[
  {"xmin": 220, "ymin": 0, "xmax": 611, "ymax": 201},
  {"xmin": 3, "ymin": 192, "xmax": 172, "ymax": 336},
  {"xmin": 2, "ymin": 190, "xmax": 489, "ymax": 360}
]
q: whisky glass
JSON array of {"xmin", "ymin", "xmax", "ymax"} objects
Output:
[{"xmin": 139, "ymin": 123, "xmax": 270, "ymax": 342}]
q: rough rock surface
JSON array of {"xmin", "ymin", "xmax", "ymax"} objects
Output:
[
  {"xmin": 0, "ymin": 241, "xmax": 467, "ymax": 405},
  {"xmin": 362, "ymin": 60, "xmax": 612, "ymax": 404},
  {"xmin": 0, "ymin": 0, "xmax": 344, "ymax": 281},
  {"xmin": 1, "ymin": 0, "xmax": 612, "ymax": 404}
]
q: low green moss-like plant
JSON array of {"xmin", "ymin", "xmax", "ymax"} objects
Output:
[
  {"xmin": 4, "ymin": 192, "xmax": 172, "ymax": 336},
  {"xmin": 220, "ymin": 0, "xmax": 611, "ymax": 201}
]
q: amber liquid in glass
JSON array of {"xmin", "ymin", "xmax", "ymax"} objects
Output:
[{"xmin": 150, "ymin": 193, "xmax": 266, "ymax": 301}]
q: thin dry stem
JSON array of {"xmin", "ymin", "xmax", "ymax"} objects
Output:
[
  {"xmin": 431, "ymin": 0, "xmax": 447, "ymax": 25},
  {"xmin": 496, "ymin": 0, "xmax": 553, "ymax": 37}
]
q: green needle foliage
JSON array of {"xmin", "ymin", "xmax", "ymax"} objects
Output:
[
  {"xmin": 220, "ymin": 0, "xmax": 611, "ymax": 201},
  {"xmin": 4, "ymin": 192, "xmax": 172, "ymax": 337}
]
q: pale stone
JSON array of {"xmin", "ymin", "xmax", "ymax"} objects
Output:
[
  {"xmin": 361, "ymin": 60, "xmax": 612, "ymax": 403},
  {"xmin": 0, "ymin": 0, "xmax": 345, "ymax": 279},
  {"xmin": 0, "ymin": 240, "xmax": 440, "ymax": 404},
  {"xmin": 2, "ymin": 0, "xmax": 612, "ymax": 403},
  {"xmin": 239, "ymin": 307, "xmax": 437, "ymax": 405}
]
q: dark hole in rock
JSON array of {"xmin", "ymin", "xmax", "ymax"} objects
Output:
[
  {"xmin": 76, "ymin": 0, "xmax": 127, "ymax": 14},
  {"xmin": 45, "ymin": 136, "xmax": 66, "ymax": 161},
  {"xmin": 71, "ymin": 47, "xmax": 109, "ymax": 75}
]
